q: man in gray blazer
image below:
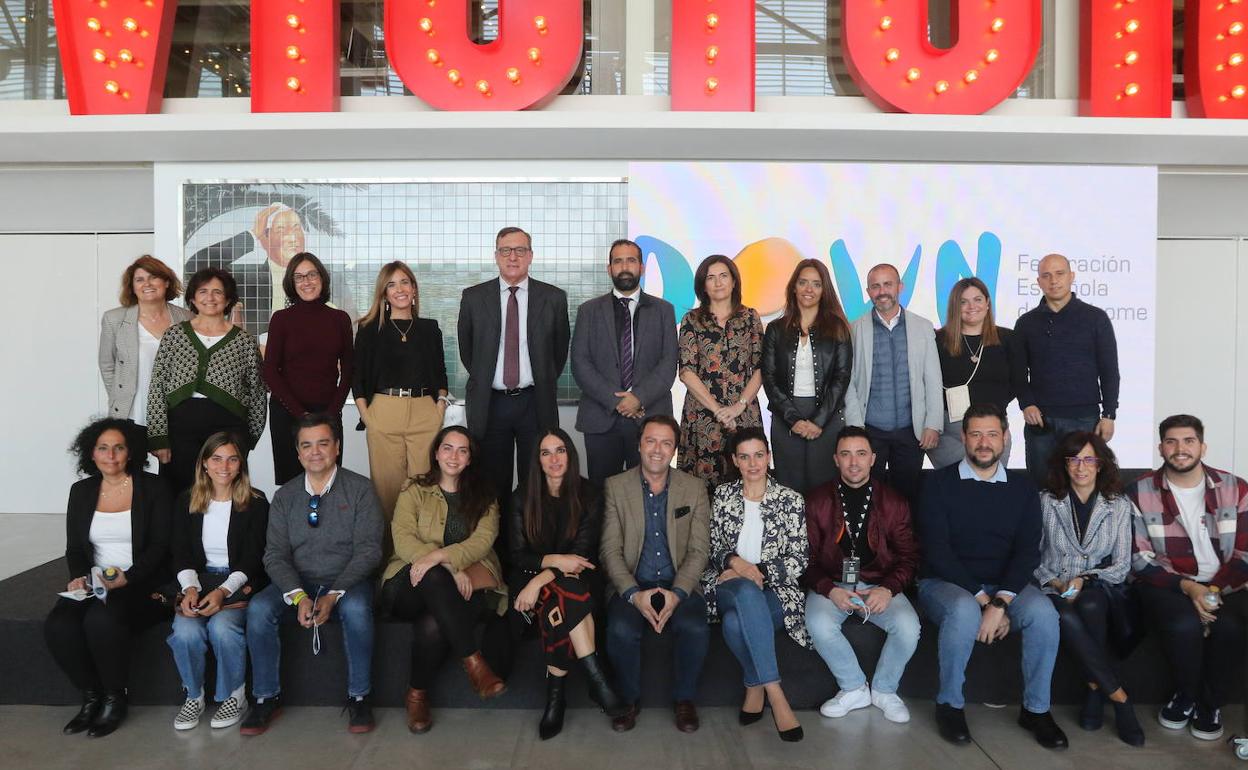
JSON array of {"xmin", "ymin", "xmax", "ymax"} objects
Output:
[
  {"xmin": 572, "ymin": 239, "xmax": 678, "ymax": 487},
  {"xmin": 458, "ymin": 227, "xmax": 570, "ymax": 551},
  {"xmin": 843, "ymin": 263, "xmax": 943, "ymax": 506}
]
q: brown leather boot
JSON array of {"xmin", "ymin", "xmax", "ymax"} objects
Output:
[
  {"xmin": 405, "ymin": 688, "xmax": 432, "ymax": 733},
  {"xmin": 462, "ymin": 652, "xmax": 506, "ymax": 699}
]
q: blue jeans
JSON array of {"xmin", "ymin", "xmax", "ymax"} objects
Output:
[
  {"xmin": 1023, "ymin": 414, "xmax": 1097, "ymax": 488},
  {"xmin": 917, "ymin": 579, "xmax": 1059, "ymax": 713},
  {"xmin": 715, "ymin": 578, "xmax": 786, "ymax": 687},
  {"xmin": 245, "ymin": 580, "xmax": 375, "ymax": 699},
  {"xmin": 805, "ymin": 584, "xmax": 921, "ymax": 694},
  {"xmin": 606, "ymin": 591, "xmax": 709, "ymax": 704},
  {"xmin": 167, "ymin": 607, "xmax": 247, "ymax": 699}
]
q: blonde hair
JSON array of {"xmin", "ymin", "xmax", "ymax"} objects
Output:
[
  {"xmin": 941, "ymin": 277, "xmax": 1001, "ymax": 356},
  {"xmin": 358, "ymin": 261, "xmax": 420, "ymax": 330},
  {"xmin": 188, "ymin": 432, "xmax": 256, "ymax": 513}
]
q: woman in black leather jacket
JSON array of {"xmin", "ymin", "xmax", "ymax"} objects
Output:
[{"xmin": 761, "ymin": 259, "xmax": 853, "ymax": 493}]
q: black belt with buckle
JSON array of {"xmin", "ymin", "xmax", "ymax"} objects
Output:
[
  {"xmin": 495, "ymin": 386, "xmax": 535, "ymax": 397},
  {"xmin": 378, "ymin": 387, "xmax": 434, "ymax": 398}
]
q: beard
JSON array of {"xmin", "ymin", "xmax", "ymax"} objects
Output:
[
  {"xmin": 612, "ymin": 271, "xmax": 639, "ymax": 292},
  {"xmin": 969, "ymin": 448, "xmax": 1002, "ymax": 470},
  {"xmin": 1163, "ymin": 454, "xmax": 1200, "ymax": 474}
]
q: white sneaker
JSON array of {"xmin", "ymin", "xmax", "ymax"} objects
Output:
[
  {"xmin": 174, "ymin": 696, "xmax": 205, "ymax": 730},
  {"xmin": 871, "ymin": 691, "xmax": 911, "ymax": 723},
  {"xmin": 820, "ymin": 685, "xmax": 871, "ymax": 718},
  {"xmin": 210, "ymin": 694, "xmax": 248, "ymax": 729}
]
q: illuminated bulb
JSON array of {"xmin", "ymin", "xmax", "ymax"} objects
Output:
[
  {"xmin": 964, "ymin": 69, "xmax": 979, "ymax": 83},
  {"xmin": 104, "ymin": 80, "xmax": 120, "ymax": 93},
  {"xmin": 934, "ymin": 80, "xmax": 950, "ymax": 94},
  {"xmin": 476, "ymin": 79, "xmax": 491, "ymax": 94},
  {"xmin": 418, "ymin": 17, "xmax": 433, "ymax": 33},
  {"xmin": 122, "ymin": 17, "xmax": 137, "ymax": 32},
  {"xmin": 286, "ymin": 76, "xmax": 301, "ymax": 91},
  {"xmin": 533, "ymin": 15, "xmax": 547, "ymax": 33},
  {"xmin": 990, "ymin": 17, "xmax": 1005, "ymax": 33},
  {"xmin": 1234, "ymin": 84, "xmax": 1247, "ymax": 98},
  {"xmin": 1124, "ymin": 50, "xmax": 1139, "ymax": 65},
  {"xmin": 885, "ymin": 48, "xmax": 900, "ymax": 62},
  {"xmin": 425, "ymin": 48, "xmax": 440, "ymax": 64},
  {"xmin": 447, "ymin": 69, "xmax": 461, "ymax": 84},
  {"xmin": 286, "ymin": 14, "xmax": 300, "ymax": 28},
  {"xmin": 879, "ymin": 16, "xmax": 892, "ymax": 31},
  {"xmin": 1124, "ymin": 82, "xmax": 1140, "ymax": 96},
  {"xmin": 528, "ymin": 47, "xmax": 541, "ymax": 63},
  {"xmin": 705, "ymin": 76, "xmax": 719, "ymax": 92},
  {"xmin": 86, "ymin": 17, "xmax": 101, "ymax": 31},
  {"xmin": 92, "ymin": 48, "xmax": 107, "ymax": 62},
  {"xmin": 906, "ymin": 67, "xmax": 921, "ymax": 82},
  {"xmin": 1231, "ymin": 52, "xmax": 1245, "ymax": 66},
  {"xmin": 1231, "ymin": 22, "xmax": 1245, "ymax": 35},
  {"xmin": 118, "ymin": 49, "xmax": 133, "ymax": 63},
  {"xmin": 705, "ymin": 13, "xmax": 718, "ymax": 29},
  {"xmin": 1125, "ymin": 19, "xmax": 1140, "ymax": 34},
  {"xmin": 506, "ymin": 67, "xmax": 521, "ymax": 83},
  {"xmin": 985, "ymin": 49, "xmax": 1000, "ymax": 63},
  {"xmin": 286, "ymin": 45, "xmax": 301, "ymax": 60},
  {"xmin": 706, "ymin": 45, "xmax": 719, "ymax": 63}
]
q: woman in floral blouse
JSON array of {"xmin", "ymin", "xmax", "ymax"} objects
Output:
[{"xmin": 677, "ymin": 255, "xmax": 764, "ymax": 489}]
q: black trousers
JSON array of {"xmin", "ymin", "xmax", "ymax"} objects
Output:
[
  {"xmin": 44, "ymin": 587, "xmax": 168, "ymax": 692},
  {"xmin": 269, "ymin": 401, "xmax": 343, "ymax": 485},
  {"xmin": 1138, "ymin": 582, "xmax": 1248, "ymax": 707},
  {"xmin": 1049, "ymin": 581, "xmax": 1125, "ymax": 694},
  {"xmin": 866, "ymin": 425, "xmax": 924, "ymax": 507},
  {"xmin": 583, "ymin": 415, "xmax": 641, "ymax": 489},
  {"xmin": 479, "ymin": 389, "xmax": 539, "ymax": 564},
  {"xmin": 382, "ymin": 566, "xmax": 497, "ymax": 690},
  {"xmin": 166, "ymin": 399, "xmax": 250, "ymax": 494}
]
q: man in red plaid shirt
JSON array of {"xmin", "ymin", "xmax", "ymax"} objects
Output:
[{"xmin": 1127, "ymin": 414, "xmax": 1248, "ymax": 743}]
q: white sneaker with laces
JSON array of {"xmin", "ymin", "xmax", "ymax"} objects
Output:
[
  {"xmin": 871, "ymin": 690, "xmax": 911, "ymax": 723},
  {"xmin": 174, "ymin": 696, "xmax": 205, "ymax": 730},
  {"xmin": 820, "ymin": 685, "xmax": 871, "ymax": 718},
  {"xmin": 211, "ymin": 694, "xmax": 248, "ymax": 729}
]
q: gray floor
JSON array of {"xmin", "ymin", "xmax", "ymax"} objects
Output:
[{"xmin": 3, "ymin": 704, "xmax": 1243, "ymax": 769}]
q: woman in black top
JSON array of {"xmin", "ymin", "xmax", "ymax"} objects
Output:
[
  {"xmin": 353, "ymin": 261, "xmax": 449, "ymax": 539},
  {"xmin": 761, "ymin": 259, "xmax": 852, "ymax": 493},
  {"xmin": 510, "ymin": 429, "xmax": 627, "ymax": 739},
  {"xmin": 44, "ymin": 418, "xmax": 172, "ymax": 738},
  {"xmin": 929, "ymin": 277, "xmax": 1016, "ymax": 468}
]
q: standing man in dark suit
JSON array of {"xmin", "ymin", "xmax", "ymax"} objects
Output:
[
  {"xmin": 572, "ymin": 239, "xmax": 678, "ymax": 487},
  {"xmin": 458, "ymin": 226, "xmax": 570, "ymax": 555}
]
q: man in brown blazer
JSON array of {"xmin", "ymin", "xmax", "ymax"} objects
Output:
[{"xmin": 600, "ymin": 415, "xmax": 711, "ymax": 733}]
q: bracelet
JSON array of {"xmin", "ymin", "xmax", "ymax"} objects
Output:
[{"xmin": 290, "ymin": 590, "xmax": 309, "ymax": 606}]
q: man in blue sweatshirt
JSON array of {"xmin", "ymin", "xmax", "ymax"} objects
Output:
[{"xmin": 916, "ymin": 402, "xmax": 1066, "ymax": 749}]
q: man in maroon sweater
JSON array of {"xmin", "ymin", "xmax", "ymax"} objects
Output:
[{"xmin": 803, "ymin": 426, "xmax": 920, "ymax": 724}]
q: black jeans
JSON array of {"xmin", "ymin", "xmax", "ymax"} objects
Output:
[
  {"xmin": 44, "ymin": 586, "xmax": 168, "ymax": 692},
  {"xmin": 479, "ymin": 389, "xmax": 539, "ymax": 564},
  {"xmin": 269, "ymin": 401, "xmax": 342, "ymax": 485},
  {"xmin": 166, "ymin": 399, "xmax": 249, "ymax": 493},
  {"xmin": 583, "ymin": 415, "xmax": 641, "ymax": 489},
  {"xmin": 1049, "ymin": 581, "xmax": 1125, "ymax": 694},
  {"xmin": 866, "ymin": 425, "xmax": 924, "ymax": 507},
  {"xmin": 383, "ymin": 566, "xmax": 496, "ymax": 690},
  {"xmin": 1139, "ymin": 582, "xmax": 1248, "ymax": 707}
]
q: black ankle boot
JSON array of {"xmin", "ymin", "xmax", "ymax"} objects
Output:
[
  {"xmin": 579, "ymin": 652, "xmax": 628, "ymax": 718},
  {"xmin": 63, "ymin": 690, "xmax": 103, "ymax": 735},
  {"xmin": 539, "ymin": 675, "xmax": 566, "ymax": 740},
  {"xmin": 1112, "ymin": 699, "xmax": 1145, "ymax": 747},
  {"xmin": 87, "ymin": 690, "xmax": 127, "ymax": 738},
  {"xmin": 1079, "ymin": 688, "xmax": 1104, "ymax": 731}
]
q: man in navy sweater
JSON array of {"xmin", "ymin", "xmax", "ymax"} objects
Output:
[
  {"xmin": 916, "ymin": 403, "xmax": 1066, "ymax": 749},
  {"xmin": 1012, "ymin": 253, "xmax": 1120, "ymax": 488}
]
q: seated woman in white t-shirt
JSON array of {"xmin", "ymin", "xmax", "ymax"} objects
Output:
[
  {"xmin": 701, "ymin": 428, "xmax": 811, "ymax": 742},
  {"xmin": 44, "ymin": 418, "xmax": 173, "ymax": 738},
  {"xmin": 166, "ymin": 432, "xmax": 269, "ymax": 730}
]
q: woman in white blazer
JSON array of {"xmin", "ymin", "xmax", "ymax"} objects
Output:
[{"xmin": 98, "ymin": 255, "xmax": 193, "ymax": 427}]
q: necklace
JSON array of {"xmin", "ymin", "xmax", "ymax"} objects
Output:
[
  {"xmin": 962, "ymin": 333, "xmax": 984, "ymax": 363},
  {"xmin": 100, "ymin": 475, "xmax": 131, "ymax": 497},
  {"xmin": 390, "ymin": 317, "xmax": 414, "ymax": 342}
]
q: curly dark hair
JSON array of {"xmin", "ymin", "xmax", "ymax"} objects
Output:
[
  {"xmin": 69, "ymin": 418, "xmax": 148, "ymax": 477},
  {"xmin": 1044, "ymin": 431, "xmax": 1123, "ymax": 499}
]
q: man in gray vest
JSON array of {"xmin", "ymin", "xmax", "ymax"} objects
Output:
[{"xmin": 843, "ymin": 263, "xmax": 943, "ymax": 506}]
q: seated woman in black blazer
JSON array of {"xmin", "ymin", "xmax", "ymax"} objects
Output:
[
  {"xmin": 510, "ymin": 429, "xmax": 627, "ymax": 739},
  {"xmin": 166, "ymin": 431, "xmax": 269, "ymax": 731},
  {"xmin": 44, "ymin": 418, "xmax": 172, "ymax": 738}
]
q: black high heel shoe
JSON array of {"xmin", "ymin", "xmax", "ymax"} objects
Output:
[
  {"xmin": 739, "ymin": 708, "xmax": 764, "ymax": 726},
  {"xmin": 772, "ymin": 711, "xmax": 803, "ymax": 742},
  {"xmin": 579, "ymin": 652, "xmax": 628, "ymax": 718},
  {"xmin": 87, "ymin": 690, "xmax": 127, "ymax": 738},
  {"xmin": 538, "ymin": 675, "xmax": 566, "ymax": 740},
  {"xmin": 63, "ymin": 690, "xmax": 102, "ymax": 735}
]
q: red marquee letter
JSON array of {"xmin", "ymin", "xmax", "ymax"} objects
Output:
[
  {"xmin": 1186, "ymin": 0, "xmax": 1248, "ymax": 119},
  {"xmin": 53, "ymin": 0, "xmax": 176, "ymax": 115},
  {"xmin": 251, "ymin": 0, "xmax": 341, "ymax": 113},
  {"xmin": 670, "ymin": 0, "xmax": 755, "ymax": 111},
  {"xmin": 385, "ymin": 0, "xmax": 583, "ymax": 111},
  {"xmin": 1079, "ymin": 0, "xmax": 1172, "ymax": 118},
  {"xmin": 841, "ymin": 0, "xmax": 1043, "ymax": 114}
]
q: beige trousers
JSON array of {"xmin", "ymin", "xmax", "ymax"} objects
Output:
[{"xmin": 364, "ymin": 394, "xmax": 442, "ymax": 536}]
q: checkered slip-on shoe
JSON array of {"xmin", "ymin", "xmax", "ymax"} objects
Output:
[
  {"xmin": 174, "ymin": 697, "xmax": 204, "ymax": 731},
  {"xmin": 210, "ymin": 695, "xmax": 247, "ymax": 729}
]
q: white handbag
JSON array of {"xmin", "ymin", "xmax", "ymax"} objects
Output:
[
  {"xmin": 441, "ymin": 396, "xmax": 467, "ymax": 428},
  {"xmin": 945, "ymin": 338, "xmax": 983, "ymax": 423}
]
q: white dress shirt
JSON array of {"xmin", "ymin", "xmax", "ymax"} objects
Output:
[{"xmin": 492, "ymin": 277, "xmax": 535, "ymax": 390}]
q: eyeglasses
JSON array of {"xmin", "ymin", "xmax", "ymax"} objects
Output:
[
  {"xmin": 496, "ymin": 246, "xmax": 531, "ymax": 258},
  {"xmin": 307, "ymin": 494, "xmax": 321, "ymax": 527},
  {"xmin": 292, "ymin": 271, "xmax": 321, "ymax": 284},
  {"xmin": 1065, "ymin": 456, "xmax": 1102, "ymax": 468}
]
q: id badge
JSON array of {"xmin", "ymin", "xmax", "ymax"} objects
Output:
[{"xmin": 841, "ymin": 557, "xmax": 860, "ymax": 586}]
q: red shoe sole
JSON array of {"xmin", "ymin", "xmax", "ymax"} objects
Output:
[{"xmin": 239, "ymin": 707, "xmax": 282, "ymax": 735}]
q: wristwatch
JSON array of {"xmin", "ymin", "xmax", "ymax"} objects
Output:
[{"xmin": 988, "ymin": 596, "xmax": 1008, "ymax": 610}]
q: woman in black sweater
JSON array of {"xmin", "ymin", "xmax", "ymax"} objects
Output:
[
  {"xmin": 45, "ymin": 418, "xmax": 172, "ymax": 738},
  {"xmin": 509, "ymin": 428, "xmax": 627, "ymax": 739}
]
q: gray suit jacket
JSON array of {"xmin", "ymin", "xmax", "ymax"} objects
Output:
[
  {"xmin": 457, "ymin": 277, "xmax": 570, "ymax": 438},
  {"xmin": 843, "ymin": 308, "xmax": 944, "ymax": 440},
  {"xmin": 98, "ymin": 303, "xmax": 194, "ymax": 420},
  {"xmin": 571, "ymin": 291, "xmax": 677, "ymax": 434},
  {"xmin": 598, "ymin": 466, "xmax": 710, "ymax": 599}
]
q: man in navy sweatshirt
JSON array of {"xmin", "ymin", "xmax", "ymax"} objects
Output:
[
  {"xmin": 916, "ymin": 402, "xmax": 1066, "ymax": 749},
  {"xmin": 1012, "ymin": 253, "xmax": 1120, "ymax": 488}
]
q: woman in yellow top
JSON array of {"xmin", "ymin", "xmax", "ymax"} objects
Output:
[{"xmin": 380, "ymin": 425, "xmax": 508, "ymax": 734}]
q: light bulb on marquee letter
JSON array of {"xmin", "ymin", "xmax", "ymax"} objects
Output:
[
  {"xmin": 53, "ymin": 0, "xmax": 177, "ymax": 114},
  {"xmin": 1186, "ymin": 0, "xmax": 1248, "ymax": 118},
  {"xmin": 385, "ymin": 0, "xmax": 583, "ymax": 111},
  {"xmin": 841, "ymin": 0, "xmax": 1043, "ymax": 115},
  {"xmin": 671, "ymin": 0, "xmax": 755, "ymax": 111},
  {"xmin": 1079, "ymin": 0, "xmax": 1171, "ymax": 117},
  {"xmin": 250, "ymin": 0, "xmax": 340, "ymax": 112}
]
